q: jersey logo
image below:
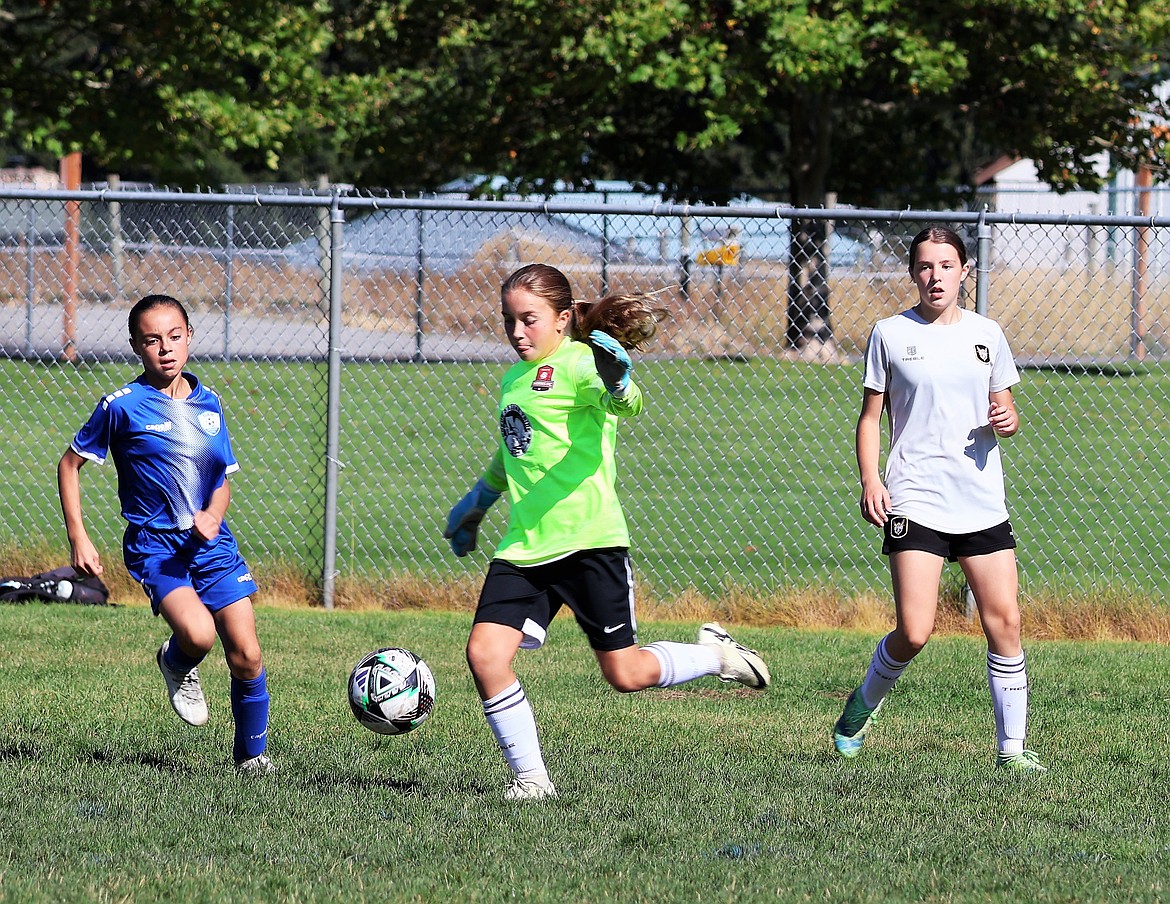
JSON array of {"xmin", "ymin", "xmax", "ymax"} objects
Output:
[
  {"xmin": 144, "ymin": 420, "xmax": 173, "ymax": 433},
  {"xmin": 974, "ymin": 344, "xmax": 990, "ymax": 364},
  {"xmin": 531, "ymin": 364, "xmax": 555, "ymax": 392},
  {"xmin": 500, "ymin": 404, "xmax": 533, "ymax": 457},
  {"xmin": 198, "ymin": 411, "xmax": 222, "ymax": 436}
]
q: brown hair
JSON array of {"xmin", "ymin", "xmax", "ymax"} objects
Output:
[
  {"xmin": 128, "ymin": 294, "xmax": 190, "ymax": 339},
  {"xmin": 501, "ymin": 263, "xmax": 669, "ymax": 350},
  {"xmin": 907, "ymin": 226, "xmax": 969, "ymax": 271}
]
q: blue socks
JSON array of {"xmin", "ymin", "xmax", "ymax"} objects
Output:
[{"xmin": 231, "ymin": 669, "xmax": 270, "ymax": 762}]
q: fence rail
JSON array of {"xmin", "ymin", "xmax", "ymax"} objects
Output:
[{"xmin": 2, "ymin": 185, "xmax": 1168, "ymax": 608}]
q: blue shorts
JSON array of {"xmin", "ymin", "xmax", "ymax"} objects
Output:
[{"xmin": 123, "ymin": 523, "xmax": 258, "ymax": 615}]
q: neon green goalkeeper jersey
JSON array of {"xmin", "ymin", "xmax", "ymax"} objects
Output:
[{"xmin": 482, "ymin": 336, "xmax": 643, "ymax": 565}]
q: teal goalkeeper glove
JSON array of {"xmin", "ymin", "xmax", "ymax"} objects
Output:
[
  {"xmin": 443, "ymin": 478, "xmax": 502, "ymax": 556},
  {"xmin": 588, "ymin": 330, "xmax": 632, "ymax": 398}
]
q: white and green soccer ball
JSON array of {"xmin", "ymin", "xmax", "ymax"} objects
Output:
[{"xmin": 348, "ymin": 647, "xmax": 436, "ymax": 736}]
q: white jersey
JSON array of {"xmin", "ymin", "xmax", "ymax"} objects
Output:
[{"xmin": 863, "ymin": 307, "xmax": 1020, "ymax": 533}]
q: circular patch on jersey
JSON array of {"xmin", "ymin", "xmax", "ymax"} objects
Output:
[
  {"xmin": 197, "ymin": 411, "xmax": 222, "ymax": 436},
  {"xmin": 500, "ymin": 404, "xmax": 532, "ymax": 457}
]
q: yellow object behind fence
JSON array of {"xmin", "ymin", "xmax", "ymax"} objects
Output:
[{"xmin": 697, "ymin": 243, "xmax": 741, "ymax": 266}]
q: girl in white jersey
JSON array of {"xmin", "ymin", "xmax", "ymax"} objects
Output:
[
  {"xmin": 832, "ymin": 227, "xmax": 1045, "ymax": 773},
  {"xmin": 57, "ymin": 295, "xmax": 273, "ymax": 775},
  {"xmin": 444, "ymin": 263, "xmax": 770, "ymax": 800}
]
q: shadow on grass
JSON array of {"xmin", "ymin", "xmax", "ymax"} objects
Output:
[
  {"xmin": 0, "ymin": 740, "xmax": 43, "ymax": 761},
  {"xmin": 82, "ymin": 747, "xmax": 195, "ymax": 774},
  {"xmin": 305, "ymin": 771, "xmax": 431, "ymax": 794}
]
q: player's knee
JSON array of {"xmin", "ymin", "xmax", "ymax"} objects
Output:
[
  {"xmin": 983, "ymin": 610, "xmax": 1021, "ymax": 647},
  {"xmin": 599, "ymin": 660, "xmax": 652, "ymax": 694},
  {"xmin": 605, "ymin": 674, "xmax": 645, "ymax": 694},
  {"xmin": 226, "ymin": 643, "xmax": 263, "ymax": 679},
  {"xmin": 174, "ymin": 624, "xmax": 217, "ymax": 658},
  {"xmin": 897, "ymin": 629, "xmax": 932, "ymax": 657},
  {"xmin": 465, "ymin": 637, "xmax": 506, "ymax": 683}
]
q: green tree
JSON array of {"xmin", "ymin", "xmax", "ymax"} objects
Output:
[
  {"xmin": 0, "ymin": 0, "xmax": 378, "ymax": 183},
  {"xmin": 338, "ymin": 0, "xmax": 1169, "ymax": 351}
]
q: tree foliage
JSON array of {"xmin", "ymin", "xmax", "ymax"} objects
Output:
[
  {"xmin": 1, "ymin": 0, "xmax": 1167, "ymax": 199},
  {"xmin": 0, "ymin": 0, "xmax": 380, "ymax": 182},
  {"xmin": 328, "ymin": 0, "xmax": 1170, "ymax": 202}
]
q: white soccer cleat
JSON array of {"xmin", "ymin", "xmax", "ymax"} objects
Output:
[
  {"xmin": 698, "ymin": 622, "xmax": 771, "ymax": 690},
  {"xmin": 236, "ymin": 754, "xmax": 277, "ymax": 776},
  {"xmin": 504, "ymin": 772, "xmax": 558, "ymax": 801},
  {"xmin": 156, "ymin": 640, "xmax": 209, "ymax": 726}
]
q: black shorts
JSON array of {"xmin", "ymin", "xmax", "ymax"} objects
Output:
[
  {"xmin": 474, "ymin": 548, "xmax": 637, "ymax": 652},
  {"xmin": 882, "ymin": 517, "xmax": 1016, "ymax": 562}
]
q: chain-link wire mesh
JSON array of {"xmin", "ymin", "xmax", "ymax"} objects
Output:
[{"xmin": 2, "ymin": 185, "xmax": 1168, "ymax": 606}]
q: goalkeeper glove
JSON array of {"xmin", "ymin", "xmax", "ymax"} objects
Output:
[
  {"xmin": 443, "ymin": 478, "xmax": 502, "ymax": 556},
  {"xmin": 588, "ymin": 330, "xmax": 632, "ymax": 398}
]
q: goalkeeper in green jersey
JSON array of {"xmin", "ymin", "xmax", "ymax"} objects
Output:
[{"xmin": 444, "ymin": 263, "xmax": 770, "ymax": 801}]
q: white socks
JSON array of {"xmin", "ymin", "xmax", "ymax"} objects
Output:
[
  {"xmin": 482, "ymin": 680, "xmax": 547, "ymax": 779},
  {"xmin": 859, "ymin": 635, "xmax": 910, "ymax": 710},
  {"xmin": 987, "ymin": 650, "xmax": 1029, "ymax": 755},
  {"xmin": 643, "ymin": 641, "xmax": 722, "ymax": 687}
]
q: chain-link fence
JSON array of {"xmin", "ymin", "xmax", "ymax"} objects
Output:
[{"xmin": 2, "ymin": 184, "xmax": 1168, "ymax": 607}]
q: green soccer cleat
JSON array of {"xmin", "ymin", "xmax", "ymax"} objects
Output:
[
  {"xmin": 832, "ymin": 688, "xmax": 882, "ymax": 758},
  {"xmin": 995, "ymin": 749, "xmax": 1048, "ymax": 773}
]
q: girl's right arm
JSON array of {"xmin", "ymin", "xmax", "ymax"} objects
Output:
[
  {"xmin": 57, "ymin": 448, "xmax": 103, "ymax": 576},
  {"xmin": 856, "ymin": 388, "xmax": 891, "ymax": 527}
]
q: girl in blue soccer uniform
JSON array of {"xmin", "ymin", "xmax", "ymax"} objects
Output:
[{"xmin": 57, "ymin": 294, "xmax": 273, "ymax": 774}]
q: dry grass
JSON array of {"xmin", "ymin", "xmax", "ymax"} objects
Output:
[{"xmin": 8, "ymin": 545, "xmax": 1165, "ymax": 643}]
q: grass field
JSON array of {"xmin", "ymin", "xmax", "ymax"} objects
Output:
[
  {"xmin": 1, "ymin": 602, "xmax": 1167, "ymax": 902},
  {"xmin": 3, "ymin": 356, "xmax": 1170, "ymax": 606}
]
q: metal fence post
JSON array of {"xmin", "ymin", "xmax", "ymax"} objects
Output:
[
  {"xmin": 975, "ymin": 210, "xmax": 992, "ymax": 317},
  {"xmin": 1131, "ymin": 162, "xmax": 1152, "ymax": 362},
  {"xmin": 321, "ymin": 193, "xmax": 345, "ymax": 609},
  {"xmin": 414, "ymin": 209, "xmax": 426, "ymax": 363},
  {"xmin": 679, "ymin": 215, "xmax": 693, "ymax": 307},
  {"xmin": 601, "ymin": 203, "xmax": 610, "ymax": 298},
  {"xmin": 24, "ymin": 200, "xmax": 36, "ymax": 357},
  {"xmin": 965, "ymin": 209, "xmax": 995, "ymax": 620},
  {"xmin": 109, "ymin": 174, "xmax": 124, "ymax": 300},
  {"xmin": 223, "ymin": 204, "xmax": 235, "ymax": 362}
]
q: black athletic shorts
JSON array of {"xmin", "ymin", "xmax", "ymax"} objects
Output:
[
  {"xmin": 882, "ymin": 516, "xmax": 1016, "ymax": 562},
  {"xmin": 474, "ymin": 547, "xmax": 637, "ymax": 652}
]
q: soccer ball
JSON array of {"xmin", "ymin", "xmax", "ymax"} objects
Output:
[{"xmin": 347, "ymin": 647, "xmax": 436, "ymax": 735}]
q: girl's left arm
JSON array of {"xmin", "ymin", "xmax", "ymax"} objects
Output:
[
  {"xmin": 988, "ymin": 388, "xmax": 1019, "ymax": 437},
  {"xmin": 193, "ymin": 479, "xmax": 231, "ymax": 541}
]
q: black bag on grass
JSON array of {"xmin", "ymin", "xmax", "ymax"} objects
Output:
[{"xmin": 0, "ymin": 566, "xmax": 110, "ymax": 605}]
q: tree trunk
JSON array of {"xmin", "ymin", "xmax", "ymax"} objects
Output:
[{"xmin": 785, "ymin": 93, "xmax": 836, "ymax": 357}]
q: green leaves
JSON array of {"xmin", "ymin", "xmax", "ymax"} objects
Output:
[{"xmin": 1, "ymin": 0, "xmax": 1165, "ymax": 195}]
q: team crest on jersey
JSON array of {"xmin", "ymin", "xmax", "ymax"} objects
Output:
[
  {"xmin": 902, "ymin": 345, "xmax": 924, "ymax": 362},
  {"xmin": 974, "ymin": 344, "xmax": 990, "ymax": 364},
  {"xmin": 500, "ymin": 404, "xmax": 533, "ymax": 457},
  {"xmin": 531, "ymin": 364, "xmax": 555, "ymax": 392},
  {"xmin": 197, "ymin": 411, "xmax": 222, "ymax": 436},
  {"xmin": 889, "ymin": 516, "xmax": 909, "ymax": 539}
]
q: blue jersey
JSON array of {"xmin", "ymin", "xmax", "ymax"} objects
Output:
[{"xmin": 71, "ymin": 373, "xmax": 241, "ymax": 531}]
